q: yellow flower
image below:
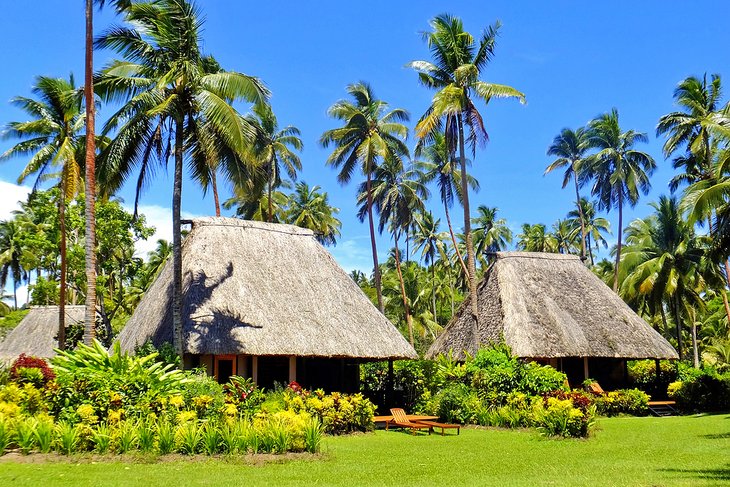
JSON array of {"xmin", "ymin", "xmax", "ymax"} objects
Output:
[
  {"xmin": 223, "ymin": 403, "xmax": 238, "ymax": 417},
  {"xmin": 169, "ymin": 395, "xmax": 185, "ymax": 408},
  {"xmin": 107, "ymin": 409, "xmax": 123, "ymax": 424}
]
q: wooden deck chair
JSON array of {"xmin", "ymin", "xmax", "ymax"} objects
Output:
[
  {"xmin": 586, "ymin": 381, "xmax": 605, "ymax": 395},
  {"xmin": 413, "ymin": 420, "xmax": 460, "ymax": 436},
  {"xmin": 387, "ymin": 408, "xmax": 431, "ymax": 435}
]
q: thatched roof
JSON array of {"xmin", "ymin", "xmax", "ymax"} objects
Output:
[
  {"xmin": 117, "ymin": 217, "xmax": 416, "ymax": 359},
  {"xmin": 427, "ymin": 252, "xmax": 679, "ymax": 361},
  {"xmin": 0, "ymin": 305, "xmax": 84, "ymax": 362}
]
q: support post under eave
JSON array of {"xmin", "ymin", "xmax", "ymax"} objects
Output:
[
  {"xmin": 386, "ymin": 359, "xmax": 394, "ymax": 411},
  {"xmin": 252, "ymin": 356, "xmax": 259, "ymax": 385},
  {"xmin": 583, "ymin": 357, "xmax": 590, "ymax": 382},
  {"xmin": 288, "ymin": 356, "xmax": 296, "ymax": 384}
]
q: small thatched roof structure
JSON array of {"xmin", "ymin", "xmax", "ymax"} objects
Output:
[
  {"xmin": 427, "ymin": 252, "xmax": 678, "ymax": 361},
  {"xmin": 0, "ymin": 305, "xmax": 84, "ymax": 362},
  {"xmin": 117, "ymin": 217, "xmax": 416, "ymax": 359}
]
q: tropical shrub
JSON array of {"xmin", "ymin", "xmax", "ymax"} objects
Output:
[
  {"xmin": 534, "ymin": 397, "xmax": 595, "ymax": 438},
  {"xmin": 281, "ymin": 384, "xmax": 375, "ymax": 434},
  {"xmin": 669, "ymin": 369, "xmax": 730, "ymax": 412},
  {"xmin": 360, "ymin": 360, "xmax": 437, "ymax": 412},
  {"xmin": 628, "ymin": 360, "xmax": 676, "ymax": 388},
  {"xmin": 593, "ymin": 389, "xmax": 650, "ymax": 416},
  {"xmin": 224, "ymin": 376, "xmax": 265, "ymax": 417},
  {"xmin": 9, "ymin": 354, "xmax": 55, "ymax": 387}
]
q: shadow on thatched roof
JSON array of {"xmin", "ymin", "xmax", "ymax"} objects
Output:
[
  {"xmin": 0, "ymin": 305, "xmax": 84, "ymax": 362},
  {"xmin": 116, "ymin": 217, "xmax": 416, "ymax": 359},
  {"xmin": 426, "ymin": 252, "xmax": 679, "ymax": 361}
]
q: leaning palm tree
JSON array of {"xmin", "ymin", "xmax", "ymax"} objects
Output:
[
  {"xmin": 545, "ymin": 127, "xmax": 590, "ymax": 260},
  {"xmin": 418, "ymin": 130, "xmax": 479, "ymax": 277},
  {"xmin": 286, "ymin": 182, "xmax": 342, "ymax": 246},
  {"xmin": 246, "ymin": 103, "xmax": 303, "ymax": 223},
  {"xmin": 320, "ymin": 82, "xmax": 409, "ymax": 313},
  {"xmin": 410, "ymin": 14, "xmax": 525, "ymax": 330},
  {"xmin": 96, "ymin": 0, "xmax": 269, "ymax": 357},
  {"xmin": 1, "ymin": 75, "xmax": 95, "ymax": 349},
  {"xmin": 584, "ymin": 108, "xmax": 656, "ymax": 291},
  {"xmin": 357, "ymin": 156, "xmax": 428, "ymax": 345}
]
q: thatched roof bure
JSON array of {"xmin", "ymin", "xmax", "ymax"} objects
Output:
[
  {"xmin": 427, "ymin": 252, "xmax": 679, "ymax": 361},
  {"xmin": 0, "ymin": 305, "xmax": 84, "ymax": 362},
  {"xmin": 117, "ymin": 218, "xmax": 416, "ymax": 360}
]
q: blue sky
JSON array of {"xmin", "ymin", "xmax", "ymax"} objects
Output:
[{"xmin": 1, "ymin": 1, "xmax": 730, "ymax": 291}]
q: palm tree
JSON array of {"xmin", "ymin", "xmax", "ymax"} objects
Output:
[
  {"xmin": 247, "ymin": 103, "xmax": 303, "ymax": 222},
  {"xmin": 584, "ymin": 108, "xmax": 656, "ymax": 291},
  {"xmin": 0, "ymin": 75, "xmax": 95, "ymax": 349},
  {"xmin": 96, "ymin": 0, "xmax": 269, "ymax": 357},
  {"xmin": 620, "ymin": 196, "xmax": 707, "ymax": 363},
  {"xmin": 418, "ymin": 130, "xmax": 479, "ymax": 277},
  {"xmin": 412, "ymin": 211, "xmax": 447, "ymax": 323},
  {"xmin": 357, "ymin": 156, "xmax": 428, "ymax": 345},
  {"xmin": 0, "ymin": 220, "xmax": 27, "ymax": 310},
  {"xmin": 471, "ymin": 205, "xmax": 512, "ymax": 267},
  {"xmin": 568, "ymin": 198, "xmax": 610, "ymax": 265},
  {"xmin": 223, "ymin": 184, "xmax": 289, "ymax": 222},
  {"xmin": 410, "ymin": 14, "xmax": 525, "ymax": 331},
  {"xmin": 545, "ymin": 127, "xmax": 590, "ymax": 261},
  {"xmin": 146, "ymin": 239, "xmax": 172, "ymax": 279},
  {"xmin": 551, "ymin": 219, "xmax": 579, "ymax": 255},
  {"xmin": 516, "ymin": 223, "xmax": 557, "ymax": 253},
  {"xmin": 320, "ymin": 82, "xmax": 409, "ymax": 313},
  {"xmin": 286, "ymin": 182, "xmax": 342, "ymax": 245}
]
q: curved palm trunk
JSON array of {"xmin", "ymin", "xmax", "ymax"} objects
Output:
[
  {"xmin": 393, "ymin": 232, "xmax": 414, "ymax": 346},
  {"xmin": 211, "ymin": 168, "xmax": 221, "ymax": 217},
  {"xmin": 366, "ymin": 170, "xmax": 384, "ymax": 313},
  {"xmin": 613, "ymin": 197, "xmax": 623, "ymax": 292},
  {"xmin": 457, "ymin": 114, "xmax": 479, "ymax": 345},
  {"xmin": 587, "ymin": 232, "xmax": 595, "ymax": 266},
  {"xmin": 172, "ymin": 118, "xmax": 184, "ymax": 359},
  {"xmin": 572, "ymin": 166, "xmax": 587, "ymax": 262},
  {"xmin": 444, "ymin": 201, "xmax": 468, "ymax": 277},
  {"xmin": 58, "ymin": 191, "xmax": 67, "ymax": 350},
  {"xmin": 83, "ymin": 0, "xmax": 97, "ymax": 345}
]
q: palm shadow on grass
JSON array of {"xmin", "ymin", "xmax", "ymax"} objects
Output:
[{"xmin": 660, "ymin": 465, "xmax": 730, "ymax": 483}]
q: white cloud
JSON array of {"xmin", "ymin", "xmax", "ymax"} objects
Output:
[
  {"xmin": 130, "ymin": 204, "xmax": 202, "ymax": 259},
  {"xmin": 0, "ymin": 179, "xmax": 31, "ymax": 220},
  {"xmin": 328, "ymin": 237, "xmax": 373, "ymax": 273}
]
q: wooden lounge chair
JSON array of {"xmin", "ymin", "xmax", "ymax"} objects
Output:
[
  {"xmin": 413, "ymin": 420, "xmax": 460, "ymax": 436},
  {"xmin": 386, "ymin": 408, "xmax": 432, "ymax": 435},
  {"xmin": 585, "ymin": 381, "xmax": 605, "ymax": 395}
]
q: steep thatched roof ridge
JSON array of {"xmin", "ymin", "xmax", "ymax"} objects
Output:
[
  {"xmin": 0, "ymin": 306, "xmax": 84, "ymax": 362},
  {"xmin": 117, "ymin": 217, "xmax": 416, "ymax": 359},
  {"xmin": 427, "ymin": 251, "xmax": 679, "ymax": 361}
]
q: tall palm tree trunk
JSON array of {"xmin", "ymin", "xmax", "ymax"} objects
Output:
[
  {"xmin": 673, "ymin": 297, "xmax": 683, "ymax": 361},
  {"xmin": 457, "ymin": 114, "xmax": 479, "ymax": 344},
  {"xmin": 13, "ymin": 281, "xmax": 17, "ymax": 311},
  {"xmin": 211, "ymin": 169, "xmax": 221, "ymax": 217},
  {"xmin": 572, "ymin": 167, "xmax": 587, "ymax": 262},
  {"xmin": 366, "ymin": 170, "xmax": 384, "ymax": 313},
  {"xmin": 83, "ymin": 0, "xmax": 97, "ymax": 345},
  {"xmin": 587, "ymin": 233, "xmax": 595, "ymax": 266},
  {"xmin": 707, "ymin": 215, "xmax": 730, "ymax": 325},
  {"xmin": 172, "ymin": 117, "xmax": 184, "ymax": 359},
  {"xmin": 58, "ymin": 190, "xmax": 67, "ymax": 350},
  {"xmin": 431, "ymin": 258, "xmax": 437, "ymax": 326},
  {"xmin": 444, "ymin": 201, "xmax": 468, "ymax": 277},
  {"xmin": 613, "ymin": 196, "xmax": 623, "ymax": 292},
  {"xmin": 267, "ymin": 159, "xmax": 274, "ymax": 223},
  {"xmin": 393, "ymin": 232, "xmax": 414, "ymax": 346},
  {"xmin": 690, "ymin": 310, "xmax": 699, "ymax": 368}
]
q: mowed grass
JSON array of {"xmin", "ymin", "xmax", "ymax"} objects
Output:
[{"xmin": 0, "ymin": 415, "xmax": 728, "ymax": 486}]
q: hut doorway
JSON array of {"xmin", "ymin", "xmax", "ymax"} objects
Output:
[{"xmin": 214, "ymin": 355, "xmax": 237, "ymax": 384}]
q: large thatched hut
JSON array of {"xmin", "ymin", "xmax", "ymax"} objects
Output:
[
  {"xmin": 427, "ymin": 252, "xmax": 678, "ymax": 388},
  {"xmin": 117, "ymin": 217, "xmax": 416, "ymax": 390},
  {"xmin": 0, "ymin": 305, "xmax": 84, "ymax": 363}
]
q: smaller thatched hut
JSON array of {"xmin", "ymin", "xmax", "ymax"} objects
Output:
[
  {"xmin": 427, "ymin": 252, "xmax": 678, "ymax": 388},
  {"xmin": 0, "ymin": 305, "xmax": 84, "ymax": 363},
  {"xmin": 116, "ymin": 218, "xmax": 416, "ymax": 390}
]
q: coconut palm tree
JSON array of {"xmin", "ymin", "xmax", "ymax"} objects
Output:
[
  {"xmin": 223, "ymin": 183, "xmax": 289, "ymax": 223},
  {"xmin": 0, "ymin": 75, "xmax": 97, "ymax": 349},
  {"xmin": 96, "ymin": 0, "xmax": 269, "ymax": 357},
  {"xmin": 146, "ymin": 239, "xmax": 172, "ymax": 280},
  {"xmin": 0, "ymin": 220, "xmax": 27, "ymax": 310},
  {"xmin": 517, "ymin": 224, "xmax": 557, "ymax": 253},
  {"xmin": 471, "ymin": 205, "xmax": 512, "ymax": 267},
  {"xmin": 551, "ymin": 219, "xmax": 580, "ymax": 255},
  {"xmin": 286, "ymin": 182, "xmax": 341, "ymax": 246},
  {"xmin": 245, "ymin": 103, "xmax": 303, "ymax": 223},
  {"xmin": 412, "ymin": 211, "xmax": 447, "ymax": 323},
  {"xmin": 357, "ymin": 156, "xmax": 428, "ymax": 345},
  {"xmin": 568, "ymin": 198, "xmax": 610, "ymax": 265},
  {"xmin": 545, "ymin": 127, "xmax": 590, "ymax": 260},
  {"xmin": 410, "ymin": 14, "xmax": 525, "ymax": 330},
  {"xmin": 584, "ymin": 109, "xmax": 656, "ymax": 291},
  {"xmin": 620, "ymin": 196, "xmax": 707, "ymax": 363},
  {"xmin": 417, "ymin": 131, "xmax": 479, "ymax": 277},
  {"xmin": 320, "ymin": 82, "xmax": 409, "ymax": 313}
]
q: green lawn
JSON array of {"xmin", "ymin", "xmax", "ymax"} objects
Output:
[{"xmin": 1, "ymin": 415, "xmax": 728, "ymax": 486}]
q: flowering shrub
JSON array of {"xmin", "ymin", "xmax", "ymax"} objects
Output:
[
  {"xmin": 534, "ymin": 397, "xmax": 595, "ymax": 438},
  {"xmin": 10, "ymin": 354, "xmax": 55, "ymax": 387},
  {"xmin": 224, "ymin": 376, "xmax": 265, "ymax": 416},
  {"xmin": 593, "ymin": 389, "xmax": 649, "ymax": 416},
  {"xmin": 281, "ymin": 386, "xmax": 375, "ymax": 434}
]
